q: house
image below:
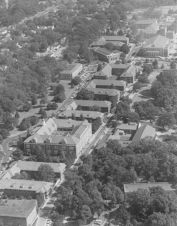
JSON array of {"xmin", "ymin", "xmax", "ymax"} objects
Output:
[
  {"xmin": 2, "ymin": 161, "xmax": 66, "ymax": 180},
  {"xmin": 58, "ymin": 110, "xmax": 104, "ymax": 122},
  {"xmin": 161, "ymin": 69, "xmax": 177, "ymax": 76},
  {"xmin": 0, "ymin": 199, "xmax": 38, "ymax": 226},
  {"xmin": 60, "ymin": 63, "xmax": 83, "ymax": 80},
  {"xmin": 0, "ymin": 179, "xmax": 53, "ymax": 205},
  {"xmin": 124, "ymin": 182, "xmax": 175, "ymax": 194},
  {"xmin": 89, "ymin": 79, "xmax": 127, "ymax": 92},
  {"xmin": 24, "ymin": 118, "xmax": 92, "ymax": 158},
  {"xmin": 74, "ymin": 99, "xmax": 111, "ymax": 113},
  {"xmin": 132, "ymin": 124, "xmax": 156, "ymax": 143},
  {"xmin": 94, "ymin": 64, "xmax": 112, "ymax": 79},
  {"xmin": 135, "ymin": 19, "xmax": 158, "ymax": 30},
  {"xmin": 141, "ymin": 35, "xmax": 170, "ymax": 57},
  {"xmin": 93, "ymin": 47, "xmax": 121, "ymax": 64}
]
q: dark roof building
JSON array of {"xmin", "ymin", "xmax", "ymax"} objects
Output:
[{"xmin": 132, "ymin": 124, "xmax": 156, "ymax": 143}]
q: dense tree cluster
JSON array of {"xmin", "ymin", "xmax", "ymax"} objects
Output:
[
  {"xmin": 52, "ymin": 139, "xmax": 177, "ymax": 225},
  {"xmin": 151, "ymin": 73, "xmax": 177, "ymax": 111}
]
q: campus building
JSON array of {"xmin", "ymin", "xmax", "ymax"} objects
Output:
[
  {"xmin": 0, "ymin": 199, "xmax": 38, "ymax": 226},
  {"xmin": 60, "ymin": 63, "xmax": 83, "ymax": 80},
  {"xmin": 24, "ymin": 118, "xmax": 92, "ymax": 158}
]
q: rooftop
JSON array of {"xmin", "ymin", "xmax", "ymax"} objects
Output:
[
  {"xmin": 135, "ymin": 19, "xmax": 157, "ymax": 25},
  {"xmin": 132, "ymin": 124, "xmax": 156, "ymax": 143},
  {"xmin": 143, "ymin": 35, "xmax": 169, "ymax": 48},
  {"xmin": 89, "ymin": 88, "xmax": 119, "ymax": 96},
  {"xmin": 0, "ymin": 199, "xmax": 37, "ymax": 218},
  {"xmin": 17, "ymin": 161, "xmax": 66, "ymax": 174},
  {"xmin": 75, "ymin": 99, "xmax": 111, "ymax": 108},
  {"xmin": 117, "ymin": 123, "xmax": 138, "ymax": 131},
  {"xmin": 124, "ymin": 182, "xmax": 175, "ymax": 193},
  {"xmin": 91, "ymin": 79, "xmax": 126, "ymax": 87},
  {"xmin": 58, "ymin": 110, "xmax": 104, "ymax": 119},
  {"xmin": 94, "ymin": 47, "xmax": 121, "ymax": 56},
  {"xmin": 111, "ymin": 63, "xmax": 130, "ymax": 69},
  {"xmin": 61, "ymin": 63, "xmax": 82, "ymax": 74},
  {"xmin": 103, "ymin": 35, "xmax": 128, "ymax": 41},
  {"xmin": 0, "ymin": 179, "xmax": 53, "ymax": 193}
]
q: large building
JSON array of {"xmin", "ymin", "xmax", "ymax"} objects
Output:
[
  {"xmin": 90, "ymin": 36, "xmax": 127, "ymax": 48},
  {"xmin": 103, "ymin": 35, "xmax": 129, "ymax": 44},
  {"xmin": 90, "ymin": 79, "xmax": 127, "ymax": 92},
  {"xmin": 93, "ymin": 47, "xmax": 121, "ymax": 64},
  {"xmin": 60, "ymin": 63, "xmax": 83, "ymax": 80},
  {"xmin": 112, "ymin": 63, "xmax": 136, "ymax": 83},
  {"xmin": 94, "ymin": 64, "xmax": 112, "ymax": 79},
  {"xmin": 135, "ymin": 19, "xmax": 158, "ymax": 30},
  {"xmin": 161, "ymin": 69, "xmax": 177, "ymax": 76},
  {"xmin": 74, "ymin": 99, "xmax": 112, "ymax": 113},
  {"xmin": 0, "ymin": 199, "xmax": 38, "ymax": 226},
  {"xmin": 88, "ymin": 88, "xmax": 120, "ymax": 104},
  {"xmin": 124, "ymin": 182, "xmax": 175, "ymax": 194},
  {"xmin": 141, "ymin": 35, "xmax": 170, "ymax": 57},
  {"xmin": 0, "ymin": 179, "xmax": 53, "ymax": 204},
  {"xmin": 58, "ymin": 110, "xmax": 105, "ymax": 122},
  {"xmin": 132, "ymin": 124, "xmax": 156, "ymax": 143},
  {"xmin": 24, "ymin": 118, "xmax": 92, "ymax": 158},
  {"xmin": 2, "ymin": 161, "xmax": 65, "ymax": 180}
]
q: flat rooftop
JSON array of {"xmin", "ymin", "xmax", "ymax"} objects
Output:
[
  {"xmin": 58, "ymin": 110, "xmax": 104, "ymax": 119},
  {"xmin": 0, "ymin": 199, "xmax": 37, "ymax": 218},
  {"xmin": 75, "ymin": 99, "xmax": 111, "ymax": 108}
]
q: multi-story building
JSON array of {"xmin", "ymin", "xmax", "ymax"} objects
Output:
[
  {"xmin": 93, "ymin": 47, "xmax": 121, "ymax": 64},
  {"xmin": 58, "ymin": 110, "xmax": 105, "ymax": 122},
  {"xmin": 161, "ymin": 69, "xmax": 177, "ymax": 76},
  {"xmin": 74, "ymin": 99, "xmax": 112, "ymax": 113},
  {"xmin": 0, "ymin": 199, "xmax": 38, "ymax": 226},
  {"xmin": 90, "ymin": 79, "xmax": 127, "ymax": 92},
  {"xmin": 0, "ymin": 179, "xmax": 53, "ymax": 205},
  {"xmin": 60, "ymin": 63, "xmax": 83, "ymax": 80},
  {"xmin": 24, "ymin": 118, "xmax": 92, "ymax": 158},
  {"xmin": 94, "ymin": 64, "xmax": 112, "ymax": 79},
  {"xmin": 141, "ymin": 35, "xmax": 170, "ymax": 57},
  {"xmin": 135, "ymin": 19, "xmax": 158, "ymax": 30},
  {"xmin": 103, "ymin": 35, "xmax": 129, "ymax": 44}
]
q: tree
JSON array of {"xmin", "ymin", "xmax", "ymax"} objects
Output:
[
  {"xmin": 143, "ymin": 64, "xmax": 153, "ymax": 74},
  {"xmin": 36, "ymin": 164, "xmax": 55, "ymax": 182},
  {"xmin": 12, "ymin": 149, "xmax": 24, "ymax": 161},
  {"xmin": 145, "ymin": 212, "xmax": 169, "ymax": 226},
  {"xmin": 120, "ymin": 44, "xmax": 130, "ymax": 54},
  {"xmin": 31, "ymin": 94, "xmax": 37, "ymax": 105},
  {"xmin": 81, "ymin": 205, "xmax": 92, "ymax": 223},
  {"xmin": 152, "ymin": 59, "xmax": 158, "ymax": 69},
  {"xmin": 71, "ymin": 76, "xmax": 82, "ymax": 86},
  {"xmin": 77, "ymin": 89, "xmax": 94, "ymax": 100},
  {"xmin": 92, "ymin": 117, "xmax": 102, "ymax": 133},
  {"xmin": 138, "ymin": 75, "xmax": 149, "ymax": 83},
  {"xmin": 170, "ymin": 61, "xmax": 176, "ymax": 69},
  {"xmin": 18, "ymin": 118, "xmax": 31, "ymax": 131},
  {"xmin": 156, "ymin": 113, "xmax": 176, "ymax": 130},
  {"xmin": 53, "ymin": 92, "xmax": 66, "ymax": 103}
]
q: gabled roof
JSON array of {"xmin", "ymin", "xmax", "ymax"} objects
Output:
[
  {"xmin": 132, "ymin": 124, "xmax": 156, "ymax": 143},
  {"xmin": 91, "ymin": 79, "xmax": 126, "ymax": 87},
  {"xmin": 94, "ymin": 47, "xmax": 121, "ymax": 56},
  {"xmin": 0, "ymin": 199, "xmax": 37, "ymax": 218},
  {"xmin": 103, "ymin": 35, "xmax": 128, "ymax": 42},
  {"xmin": 17, "ymin": 161, "xmax": 65, "ymax": 174},
  {"xmin": 135, "ymin": 19, "xmax": 157, "ymax": 25},
  {"xmin": 124, "ymin": 182, "xmax": 175, "ymax": 193},
  {"xmin": 89, "ymin": 87, "xmax": 119, "ymax": 96},
  {"xmin": 58, "ymin": 110, "xmax": 104, "ymax": 120},
  {"xmin": 75, "ymin": 99, "xmax": 111, "ymax": 108},
  {"xmin": 61, "ymin": 63, "xmax": 82, "ymax": 74}
]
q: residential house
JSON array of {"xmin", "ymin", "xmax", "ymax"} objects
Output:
[
  {"xmin": 141, "ymin": 35, "xmax": 170, "ymax": 57},
  {"xmin": 0, "ymin": 199, "xmax": 38, "ymax": 226},
  {"xmin": 60, "ymin": 63, "xmax": 83, "ymax": 80},
  {"xmin": 93, "ymin": 47, "xmax": 121, "ymax": 63},
  {"xmin": 0, "ymin": 179, "xmax": 53, "ymax": 205},
  {"xmin": 132, "ymin": 124, "xmax": 156, "ymax": 143},
  {"xmin": 89, "ymin": 79, "xmax": 127, "ymax": 92},
  {"xmin": 94, "ymin": 64, "xmax": 112, "ymax": 79},
  {"xmin": 24, "ymin": 118, "xmax": 93, "ymax": 158},
  {"xmin": 74, "ymin": 99, "xmax": 111, "ymax": 113},
  {"xmin": 58, "ymin": 110, "xmax": 105, "ymax": 122},
  {"xmin": 124, "ymin": 182, "xmax": 175, "ymax": 194}
]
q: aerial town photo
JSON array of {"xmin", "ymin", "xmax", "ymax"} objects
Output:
[{"xmin": 2, "ymin": 0, "xmax": 177, "ymax": 225}]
